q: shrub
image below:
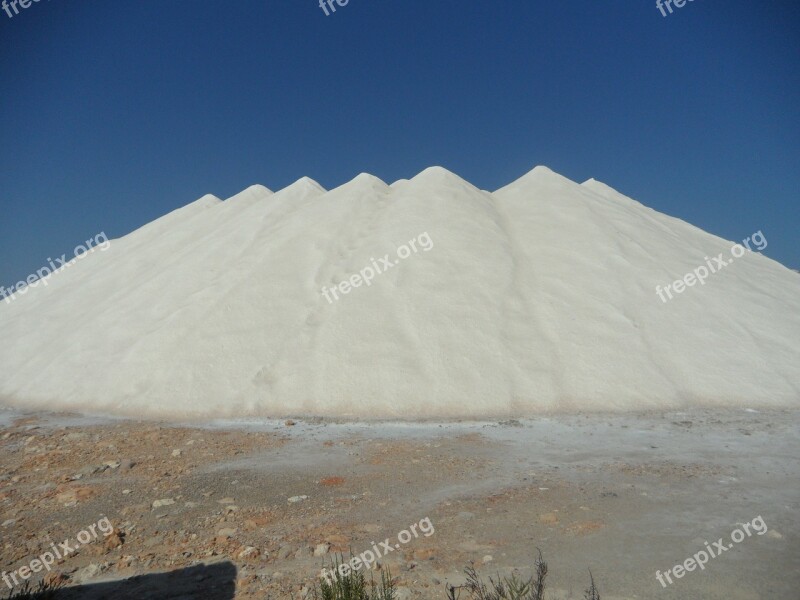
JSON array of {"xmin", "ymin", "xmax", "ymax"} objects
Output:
[
  {"xmin": 309, "ymin": 554, "xmax": 396, "ymax": 600},
  {"xmin": 445, "ymin": 548, "xmax": 600, "ymax": 600},
  {"xmin": 3, "ymin": 579, "xmax": 64, "ymax": 600}
]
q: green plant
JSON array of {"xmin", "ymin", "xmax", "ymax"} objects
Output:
[
  {"xmin": 3, "ymin": 579, "xmax": 64, "ymax": 600},
  {"xmin": 309, "ymin": 554, "xmax": 396, "ymax": 600},
  {"xmin": 584, "ymin": 570, "xmax": 600, "ymax": 600},
  {"xmin": 446, "ymin": 548, "xmax": 599, "ymax": 600}
]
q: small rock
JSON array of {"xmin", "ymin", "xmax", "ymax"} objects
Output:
[
  {"xmin": 313, "ymin": 543, "xmax": 330, "ymax": 557},
  {"xmin": 1, "ymin": 519, "xmax": 15, "ymax": 528},
  {"xmin": 288, "ymin": 495, "xmax": 308, "ymax": 503},
  {"xmin": 767, "ymin": 530, "xmax": 783, "ymax": 539},
  {"xmin": 171, "ymin": 449, "xmax": 182, "ymax": 457},
  {"xmin": 277, "ymin": 546, "xmax": 294, "ymax": 560},
  {"xmin": 104, "ymin": 461, "xmax": 121, "ymax": 470},
  {"xmin": 151, "ymin": 498, "xmax": 175, "ymax": 509},
  {"xmin": 218, "ymin": 497, "xmax": 236, "ymax": 504},
  {"xmin": 122, "ymin": 489, "xmax": 132, "ymax": 495},
  {"xmin": 539, "ymin": 512, "xmax": 559, "ymax": 525},
  {"xmin": 320, "ymin": 476, "xmax": 345, "ymax": 486},
  {"xmin": 285, "ymin": 420, "xmax": 296, "ymax": 426},
  {"xmin": 77, "ymin": 465, "xmax": 104, "ymax": 477},
  {"xmin": 44, "ymin": 572, "xmax": 69, "ymax": 587},
  {"xmin": 238, "ymin": 546, "xmax": 260, "ymax": 559},
  {"xmin": 75, "ymin": 563, "xmax": 102, "ymax": 583},
  {"xmin": 144, "ymin": 535, "xmax": 164, "ymax": 548},
  {"xmin": 104, "ymin": 531, "xmax": 125, "ymax": 551},
  {"xmin": 217, "ymin": 528, "xmax": 237, "ymax": 538},
  {"xmin": 482, "ymin": 555, "xmax": 493, "ymax": 564},
  {"xmin": 413, "ymin": 548, "xmax": 436, "ymax": 561}
]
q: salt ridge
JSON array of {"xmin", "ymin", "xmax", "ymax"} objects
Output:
[{"xmin": 0, "ymin": 166, "xmax": 797, "ymax": 419}]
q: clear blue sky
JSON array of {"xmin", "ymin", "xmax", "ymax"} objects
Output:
[{"xmin": 1, "ymin": 0, "xmax": 798, "ymax": 286}]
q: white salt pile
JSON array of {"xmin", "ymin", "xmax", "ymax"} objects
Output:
[{"xmin": 0, "ymin": 166, "xmax": 798, "ymax": 418}]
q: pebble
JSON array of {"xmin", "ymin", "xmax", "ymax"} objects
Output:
[
  {"xmin": 152, "ymin": 498, "xmax": 175, "ymax": 509},
  {"xmin": 104, "ymin": 531, "xmax": 124, "ymax": 550},
  {"xmin": 288, "ymin": 495, "xmax": 308, "ymax": 503},
  {"xmin": 75, "ymin": 563, "xmax": 103, "ymax": 583},
  {"xmin": 144, "ymin": 535, "xmax": 164, "ymax": 548},
  {"xmin": 238, "ymin": 546, "xmax": 260, "ymax": 559},
  {"xmin": 539, "ymin": 512, "xmax": 559, "ymax": 525}
]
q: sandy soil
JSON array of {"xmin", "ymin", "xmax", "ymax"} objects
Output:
[{"xmin": 0, "ymin": 408, "xmax": 797, "ymax": 599}]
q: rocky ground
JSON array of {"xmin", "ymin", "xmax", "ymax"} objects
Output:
[{"xmin": 0, "ymin": 408, "xmax": 798, "ymax": 599}]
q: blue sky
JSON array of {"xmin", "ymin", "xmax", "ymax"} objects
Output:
[{"xmin": 1, "ymin": 0, "xmax": 798, "ymax": 286}]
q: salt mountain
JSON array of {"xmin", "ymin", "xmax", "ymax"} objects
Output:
[{"xmin": 1, "ymin": 166, "xmax": 798, "ymax": 419}]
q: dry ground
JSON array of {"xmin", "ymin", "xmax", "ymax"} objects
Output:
[{"xmin": 1, "ymin": 408, "xmax": 798, "ymax": 599}]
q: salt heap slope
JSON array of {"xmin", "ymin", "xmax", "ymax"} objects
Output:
[{"xmin": 1, "ymin": 167, "xmax": 798, "ymax": 419}]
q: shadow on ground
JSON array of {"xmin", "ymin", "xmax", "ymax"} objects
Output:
[{"xmin": 8, "ymin": 561, "xmax": 237, "ymax": 600}]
